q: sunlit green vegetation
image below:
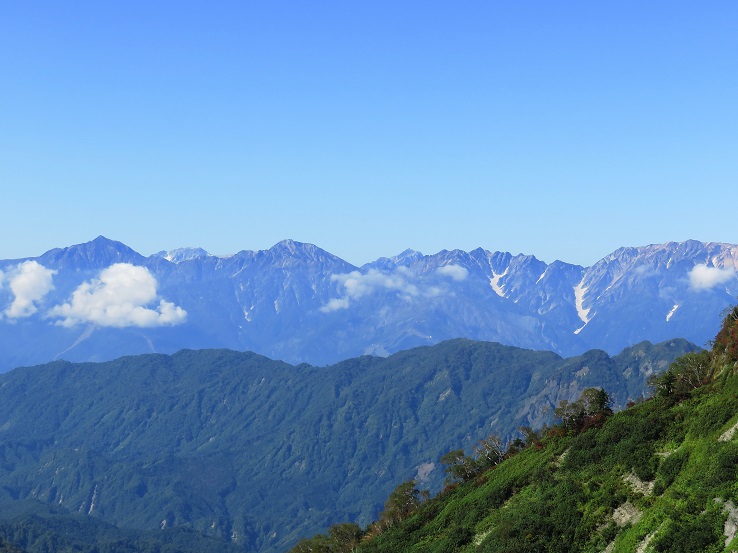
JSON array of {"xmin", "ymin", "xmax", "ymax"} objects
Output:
[
  {"xmin": 292, "ymin": 307, "xmax": 738, "ymax": 552},
  {"xmin": 0, "ymin": 337, "xmax": 692, "ymax": 552}
]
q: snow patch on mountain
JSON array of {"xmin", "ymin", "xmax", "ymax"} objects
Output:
[
  {"xmin": 54, "ymin": 325, "xmax": 95, "ymax": 358},
  {"xmin": 489, "ymin": 269, "xmax": 508, "ymax": 298},
  {"xmin": 573, "ymin": 281, "xmax": 591, "ymax": 334},
  {"xmin": 666, "ymin": 304, "xmax": 680, "ymax": 322},
  {"xmin": 3, "ymin": 237, "xmax": 738, "ymax": 370}
]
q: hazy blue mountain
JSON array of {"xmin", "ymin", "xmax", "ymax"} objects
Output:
[
  {"xmin": 0, "ymin": 339, "xmax": 695, "ymax": 552},
  {"xmin": 36, "ymin": 235, "xmax": 147, "ymax": 269},
  {"xmin": 153, "ymin": 246, "xmax": 211, "ymax": 263},
  {"xmin": 0, "ymin": 237, "xmax": 735, "ymax": 371}
]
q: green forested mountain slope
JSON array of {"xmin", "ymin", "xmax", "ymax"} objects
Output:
[
  {"xmin": 0, "ymin": 537, "xmax": 23, "ymax": 553},
  {"xmin": 0, "ymin": 339, "xmax": 695, "ymax": 552},
  {"xmin": 0, "ymin": 504, "xmax": 240, "ymax": 553},
  {"xmin": 295, "ymin": 309, "xmax": 738, "ymax": 553}
]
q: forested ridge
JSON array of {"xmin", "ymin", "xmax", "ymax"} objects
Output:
[{"xmin": 0, "ymin": 337, "xmax": 692, "ymax": 552}]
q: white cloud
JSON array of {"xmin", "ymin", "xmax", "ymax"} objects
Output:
[
  {"xmin": 321, "ymin": 269, "xmax": 419, "ymax": 312},
  {"xmin": 688, "ymin": 264, "xmax": 736, "ymax": 291},
  {"xmin": 634, "ymin": 264, "xmax": 659, "ymax": 278},
  {"xmin": 320, "ymin": 297, "xmax": 350, "ymax": 313},
  {"xmin": 2, "ymin": 261, "xmax": 57, "ymax": 319},
  {"xmin": 339, "ymin": 269, "xmax": 419, "ymax": 299},
  {"xmin": 321, "ymin": 267, "xmax": 453, "ymax": 312},
  {"xmin": 48, "ymin": 263, "xmax": 187, "ymax": 327},
  {"xmin": 436, "ymin": 264, "xmax": 469, "ymax": 281}
]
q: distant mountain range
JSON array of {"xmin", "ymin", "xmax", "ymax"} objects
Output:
[{"xmin": 0, "ymin": 236, "xmax": 736, "ymax": 371}]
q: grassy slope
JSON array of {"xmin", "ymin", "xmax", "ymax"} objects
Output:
[{"xmin": 350, "ymin": 362, "xmax": 738, "ymax": 551}]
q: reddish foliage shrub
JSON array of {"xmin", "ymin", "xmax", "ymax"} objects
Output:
[{"xmin": 714, "ymin": 306, "xmax": 738, "ymax": 366}]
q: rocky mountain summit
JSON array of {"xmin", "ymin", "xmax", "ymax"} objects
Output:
[{"xmin": 0, "ymin": 237, "xmax": 735, "ymax": 371}]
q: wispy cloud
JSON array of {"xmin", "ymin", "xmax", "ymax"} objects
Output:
[
  {"xmin": 342, "ymin": 269, "xmax": 419, "ymax": 299},
  {"xmin": 320, "ymin": 297, "xmax": 350, "ymax": 312},
  {"xmin": 2, "ymin": 261, "xmax": 57, "ymax": 319},
  {"xmin": 688, "ymin": 264, "xmax": 736, "ymax": 291},
  {"xmin": 48, "ymin": 263, "xmax": 187, "ymax": 327},
  {"xmin": 436, "ymin": 264, "xmax": 469, "ymax": 281},
  {"xmin": 634, "ymin": 264, "xmax": 659, "ymax": 278},
  {"xmin": 321, "ymin": 267, "xmax": 448, "ymax": 312}
]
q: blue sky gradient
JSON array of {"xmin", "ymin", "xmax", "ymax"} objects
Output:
[{"xmin": 1, "ymin": 1, "xmax": 736, "ymax": 265}]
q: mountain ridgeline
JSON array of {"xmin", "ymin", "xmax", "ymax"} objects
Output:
[
  {"xmin": 292, "ymin": 308, "xmax": 738, "ymax": 553},
  {"xmin": 0, "ymin": 338, "xmax": 695, "ymax": 553},
  {"xmin": 0, "ymin": 237, "xmax": 736, "ymax": 371}
]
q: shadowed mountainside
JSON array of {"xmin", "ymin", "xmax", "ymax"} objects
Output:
[{"xmin": 0, "ymin": 338, "xmax": 695, "ymax": 552}]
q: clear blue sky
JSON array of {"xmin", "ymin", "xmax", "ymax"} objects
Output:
[{"xmin": 1, "ymin": 1, "xmax": 736, "ymax": 266}]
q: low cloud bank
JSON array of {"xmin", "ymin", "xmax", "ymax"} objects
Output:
[
  {"xmin": 321, "ymin": 264, "xmax": 468, "ymax": 312},
  {"xmin": 48, "ymin": 263, "xmax": 187, "ymax": 327},
  {"xmin": 321, "ymin": 269, "xmax": 426, "ymax": 313},
  {"xmin": 688, "ymin": 264, "xmax": 736, "ymax": 291},
  {"xmin": 1, "ymin": 261, "xmax": 57, "ymax": 319}
]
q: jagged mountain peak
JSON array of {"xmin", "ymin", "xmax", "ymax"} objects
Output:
[
  {"xmin": 261, "ymin": 239, "xmax": 356, "ymax": 272},
  {"xmin": 413, "ymin": 248, "xmax": 473, "ymax": 269},
  {"xmin": 273, "ymin": 238, "xmax": 303, "ymax": 248},
  {"xmin": 392, "ymin": 248, "xmax": 423, "ymax": 263},
  {"xmin": 37, "ymin": 236, "xmax": 145, "ymax": 269},
  {"xmin": 362, "ymin": 249, "xmax": 423, "ymax": 271},
  {"xmin": 153, "ymin": 247, "xmax": 211, "ymax": 263},
  {"xmin": 269, "ymin": 239, "xmax": 320, "ymax": 256},
  {"xmin": 88, "ymin": 235, "xmax": 130, "ymax": 250},
  {"xmin": 1, "ymin": 237, "xmax": 737, "ymax": 372},
  {"xmin": 590, "ymin": 240, "xmax": 738, "ymax": 280}
]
